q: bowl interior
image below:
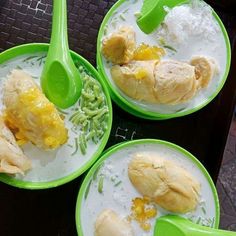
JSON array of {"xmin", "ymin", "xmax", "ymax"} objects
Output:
[
  {"xmin": 96, "ymin": 0, "xmax": 231, "ymax": 120},
  {"xmin": 76, "ymin": 139, "xmax": 220, "ymax": 236},
  {"xmin": 0, "ymin": 43, "xmax": 112, "ymax": 189}
]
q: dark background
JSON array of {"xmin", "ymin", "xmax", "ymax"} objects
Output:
[{"xmin": 0, "ymin": 0, "xmax": 236, "ymax": 235}]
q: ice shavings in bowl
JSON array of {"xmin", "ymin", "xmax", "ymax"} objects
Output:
[{"xmin": 158, "ymin": 0, "xmax": 220, "ymax": 46}]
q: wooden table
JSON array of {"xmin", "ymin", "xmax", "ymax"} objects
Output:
[{"xmin": 0, "ymin": 1, "xmax": 235, "ymax": 235}]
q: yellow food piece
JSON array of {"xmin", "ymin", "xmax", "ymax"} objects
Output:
[
  {"xmin": 190, "ymin": 56, "xmax": 218, "ymax": 89},
  {"xmin": 0, "ymin": 117, "xmax": 31, "ymax": 175},
  {"xmin": 130, "ymin": 196, "xmax": 157, "ymax": 231},
  {"xmin": 133, "ymin": 43, "xmax": 165, "ymax": 61},
  {"xmin": 3, "ymin": 113, "xmax": 28, "ymax": 146},
  {"xmin": 111, "ymin": 59, "xmax": 198, "ymax": 105},
  {"xmin": 95, "ymin": 209, "xmax": 134, "ymax": 236},
  {"xmin": 102, "ymin": 26, "xmax": 136, "ymax": 65},
  {"xmin": 134, "ymin": 68, "xmax": 148, "ymax": 80},
  {"xmin": 154, "ymin": 60, "xmax": 197, "ymax": 104},
  {"xmin": 111, "ymin": 60, "xmax": 159, "ymax": 103},
  {"xmin": 3, "ymin": 69, "xmax": 68, "ymax": 150},
  {"xmin": 128, "ymin": 153, "xmax": 201, "ymax": 213}
]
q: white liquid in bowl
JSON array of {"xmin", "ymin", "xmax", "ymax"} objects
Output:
[
  {"xmin": 100, "ymin": 0, "xmax": 228, "ymax": 114},
  {"xmin": 0, "ymin": 53, "xmax": 110, "ymax": 183},
  {"xmin": 79, "ymin": 142, "xmax": 218, "ymax": 236}
]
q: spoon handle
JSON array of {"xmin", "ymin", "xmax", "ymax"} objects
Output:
[
  {"xmin": 50, "ymin": 0, "xmax": 69, "ymax": 56},
  {"xmin": 155, "ymin": 215, "xmax": 236, "ymax": 236}
]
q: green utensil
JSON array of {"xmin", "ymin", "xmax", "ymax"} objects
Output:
[
  {"xmin": 41, "ymin": 0, "xmax": 82, "ymax": 108},
  {"xmin": 155, "ymin": 215, "xmax": 236, "ymax": 236},
  {"xmin": 137, "ymin": 0, "xmax": 189, "ymax": 34}
]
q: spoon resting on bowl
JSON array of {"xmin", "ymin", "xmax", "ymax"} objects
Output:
[
  {"xmin": 41, "ymin": 0, "xmax": 82, "ymax": 109},
  {"xmin": 155, "ymin": 215, "xmax": 236, "ymax": 236},
  {"xmin": 137, "ymin": 0, "xmax": 189, "ymax": 34}
]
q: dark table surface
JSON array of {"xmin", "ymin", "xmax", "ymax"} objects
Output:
[{"xmin": 0, "ymin": 0, "xmax": 236, "ymax": 235}]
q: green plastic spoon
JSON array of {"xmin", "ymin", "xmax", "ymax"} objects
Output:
[
  {"xmin": 155, "ymin": 215, "xmax": 236, "ymax": 236},
  {"xmin": 137, "ymin": 0, "xmax": 189, "ymax": 34},
  {"xmin": 41, "ymin": 0, "xmax": 82, "ymax": 109}
]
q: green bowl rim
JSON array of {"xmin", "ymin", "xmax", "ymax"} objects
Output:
[
  {"xmin": 75, "ymin": 139, "xmax": 220, "ymax": 235},
  {"xmin": 96, "ymin": 0, "xmax": 231, "ymax": 120},
  {"xmin": 0, "ymin": 43, "xmax": 113, "ymax": 190}
]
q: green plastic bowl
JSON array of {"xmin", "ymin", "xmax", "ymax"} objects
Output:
[
  {"xmin": 96, "ymin": 0, "xmax": 231, "ymax": 120},
  {"xmin": 76, "ymin": 139, "xmax": 220, "ymax": 235},
  {"xmin": 0, "ymin": 43, "xmax": 113, "ymax": 189}
]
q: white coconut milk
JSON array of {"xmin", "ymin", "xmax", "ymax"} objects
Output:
[
  {"xmin": 80, "ymin": 142, "xmax": 217, "ymax": 236},
  {"xmin": 101, "ymin": 0, "xmax": 227, "ymax": 114},
  {"xmin": 0, "ymin": 53, "xmax": 108, "ymax": 182}
]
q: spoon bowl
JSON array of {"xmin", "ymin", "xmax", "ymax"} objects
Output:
[{"xmin": 41, "ymin": 0, "xmax": 82, "ymax": 109}]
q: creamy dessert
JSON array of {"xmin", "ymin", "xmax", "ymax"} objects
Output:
[
  {"xmin": 99, "ymin": 0, "xmax": 227, "ymax": 114},
  {"xmin": 0, "ymin": 53, "xmax": 109, "ymax": 182},
  {"xmin": 79, "ymin": 142, "xmax": 217, "ymax": 236}
]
